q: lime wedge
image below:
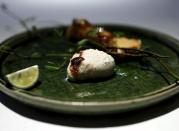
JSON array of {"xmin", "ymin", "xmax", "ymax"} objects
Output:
[{"xmin": 6, "ymin": 65, "xmax": 39, "ymax": 89}]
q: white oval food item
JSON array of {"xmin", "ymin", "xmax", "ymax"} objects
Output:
[{"xmin": 67, "ymin": 49, "xmax": 115, "ymax": 81}]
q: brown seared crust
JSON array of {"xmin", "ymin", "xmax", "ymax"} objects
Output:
[
  {"xmin": 108, "ymin": 37, "xmax": 141, "ymax": 49},
  {"xmin": 66, "ymin": 19, "xmax": 93, "ymax": 39},
  {"xmin": 96, "ymin": 29, "xmax": 114, "ymax": 45},
  {"xmin": 69, "ymin": 51, "xmax": 84, "ymax": 77},
  {"xmin": 67, "ymin": 18, "xmax": 141, "ymax": 50}
]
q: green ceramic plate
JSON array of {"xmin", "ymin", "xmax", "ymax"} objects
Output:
[{"xmin": 0, "ymin": 25, "xmax": 179, "ymax": 115}]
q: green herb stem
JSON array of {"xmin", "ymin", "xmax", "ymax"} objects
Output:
[
  {"xmin": 53, "ymin": 29, "xmax": 64, "ymax": 38},
  {"xmin": 1, "ymin": 3, "xmax": 30, "ymax": 31},
  {"xmin": 113, "ymin": 31, "xmax": 125, "ymax": 37},
  {"xmin": 45, "ymin": 59, "xmax": 67, "ymax": 71},
  {"xmin": 156, "ymin": 58, "xmax": 179, "ymax": 80},
  {"xmin": 77, "ymin": 39, "xmax": 106, "ymax": 51},
  {"xmin": 137, "ymin": 49, "xmax": 169, "ymax": 58},
  {"xmin": 58, "ymin": 59, "xmax": 68, "ymax": 70},
  {"xmin": 46, "ymin": 53, "xmax": 72, "ymax": 57},
  {"xmin": 45, "ymin": 65, "xmax": 59, "ymax": 71}
]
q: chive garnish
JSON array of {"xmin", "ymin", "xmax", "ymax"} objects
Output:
[
  {"xmin": 156, "ymin": 58, "xmax": 179, "ymax": 80},
  {"xmin": 45, "ymin": 65, "xmax": 59, "ymax": 71},
  {"xmin": 113, "ymin": 31, "xmax": 125, "ymax": 37}
]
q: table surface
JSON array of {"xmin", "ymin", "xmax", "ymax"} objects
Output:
[{"xmin": 0, "ymin": 0, "xmax": 179, "ymax": 131}]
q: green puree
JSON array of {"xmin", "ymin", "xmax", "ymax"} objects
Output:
[{"xmin": 1, "ymin": 27, "xmax": 179, "ymax": 102}]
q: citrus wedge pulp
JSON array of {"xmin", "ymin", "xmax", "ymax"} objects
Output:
[{"xmin": 6, "ymin": 65, "xmax": 39, "ymax": 89}]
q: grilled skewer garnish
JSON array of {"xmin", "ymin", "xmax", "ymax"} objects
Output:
[{"xmin": 66, "ymin": 18, "xmax": 141, "ymax": 53}]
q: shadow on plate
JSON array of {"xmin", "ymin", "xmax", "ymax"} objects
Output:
[{"xmin": 0, "ymin": 92, "xmax": 179, "ymax": 128}]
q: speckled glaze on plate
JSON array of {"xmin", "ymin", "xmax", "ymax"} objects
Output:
[{"xmin": 0, "ymin": 25, "xmax": 179, "ymax": 115}]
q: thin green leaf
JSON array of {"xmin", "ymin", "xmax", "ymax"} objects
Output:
[
  {"xmin": 30, "ymin": 52, "xmax": 42, "ymax": 58},
  {"xmin": 77, "ymin": 39, "xmax": 89, "ymax": 46},
  {"xmin": 47, "ymin": 61, "xmax": 56, "ymax": 65},
  {"xmin": 87, "ymin": 27, "xmax": 101, "ymax": 37},
  {"xmin": 107, "ymin": 47, "xmax": 169, "ymax": 58},
  {"xmin": 0, "ymin": 3, "xmax": 33, "ymax": 32},
  {"xmin": 77, "ymin": 39, "xmax": 105, "ymax": 50},
  {"xmin": 45, "ymin": 65, "xmax": 59, "ymax": 71},
  {"xmin": 113, "ymin": 31, "xmax": 125, "ymax": 37},
  {"xmin": 45, "ymin": 59, "xmax": 67, "ymax": 71},
  {"xmin": 156, "ymin": 58, "xmax": 179, "ymax": 80},
  {"xmin": 53, "ymin": 29, "xmax": 64, "ymax": 38},
  {"xmin": 46, "ymin": 53, "xmax": 72, "ymax": 57}
]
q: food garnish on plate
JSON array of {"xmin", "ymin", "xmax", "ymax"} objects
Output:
[
  {"xmin": 65, "ymin": 19, "xmax": 178, "ymax": 81},
  {"xmin": 1, "ymin": 18, "xmax": 179, "ymax": 85}
]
